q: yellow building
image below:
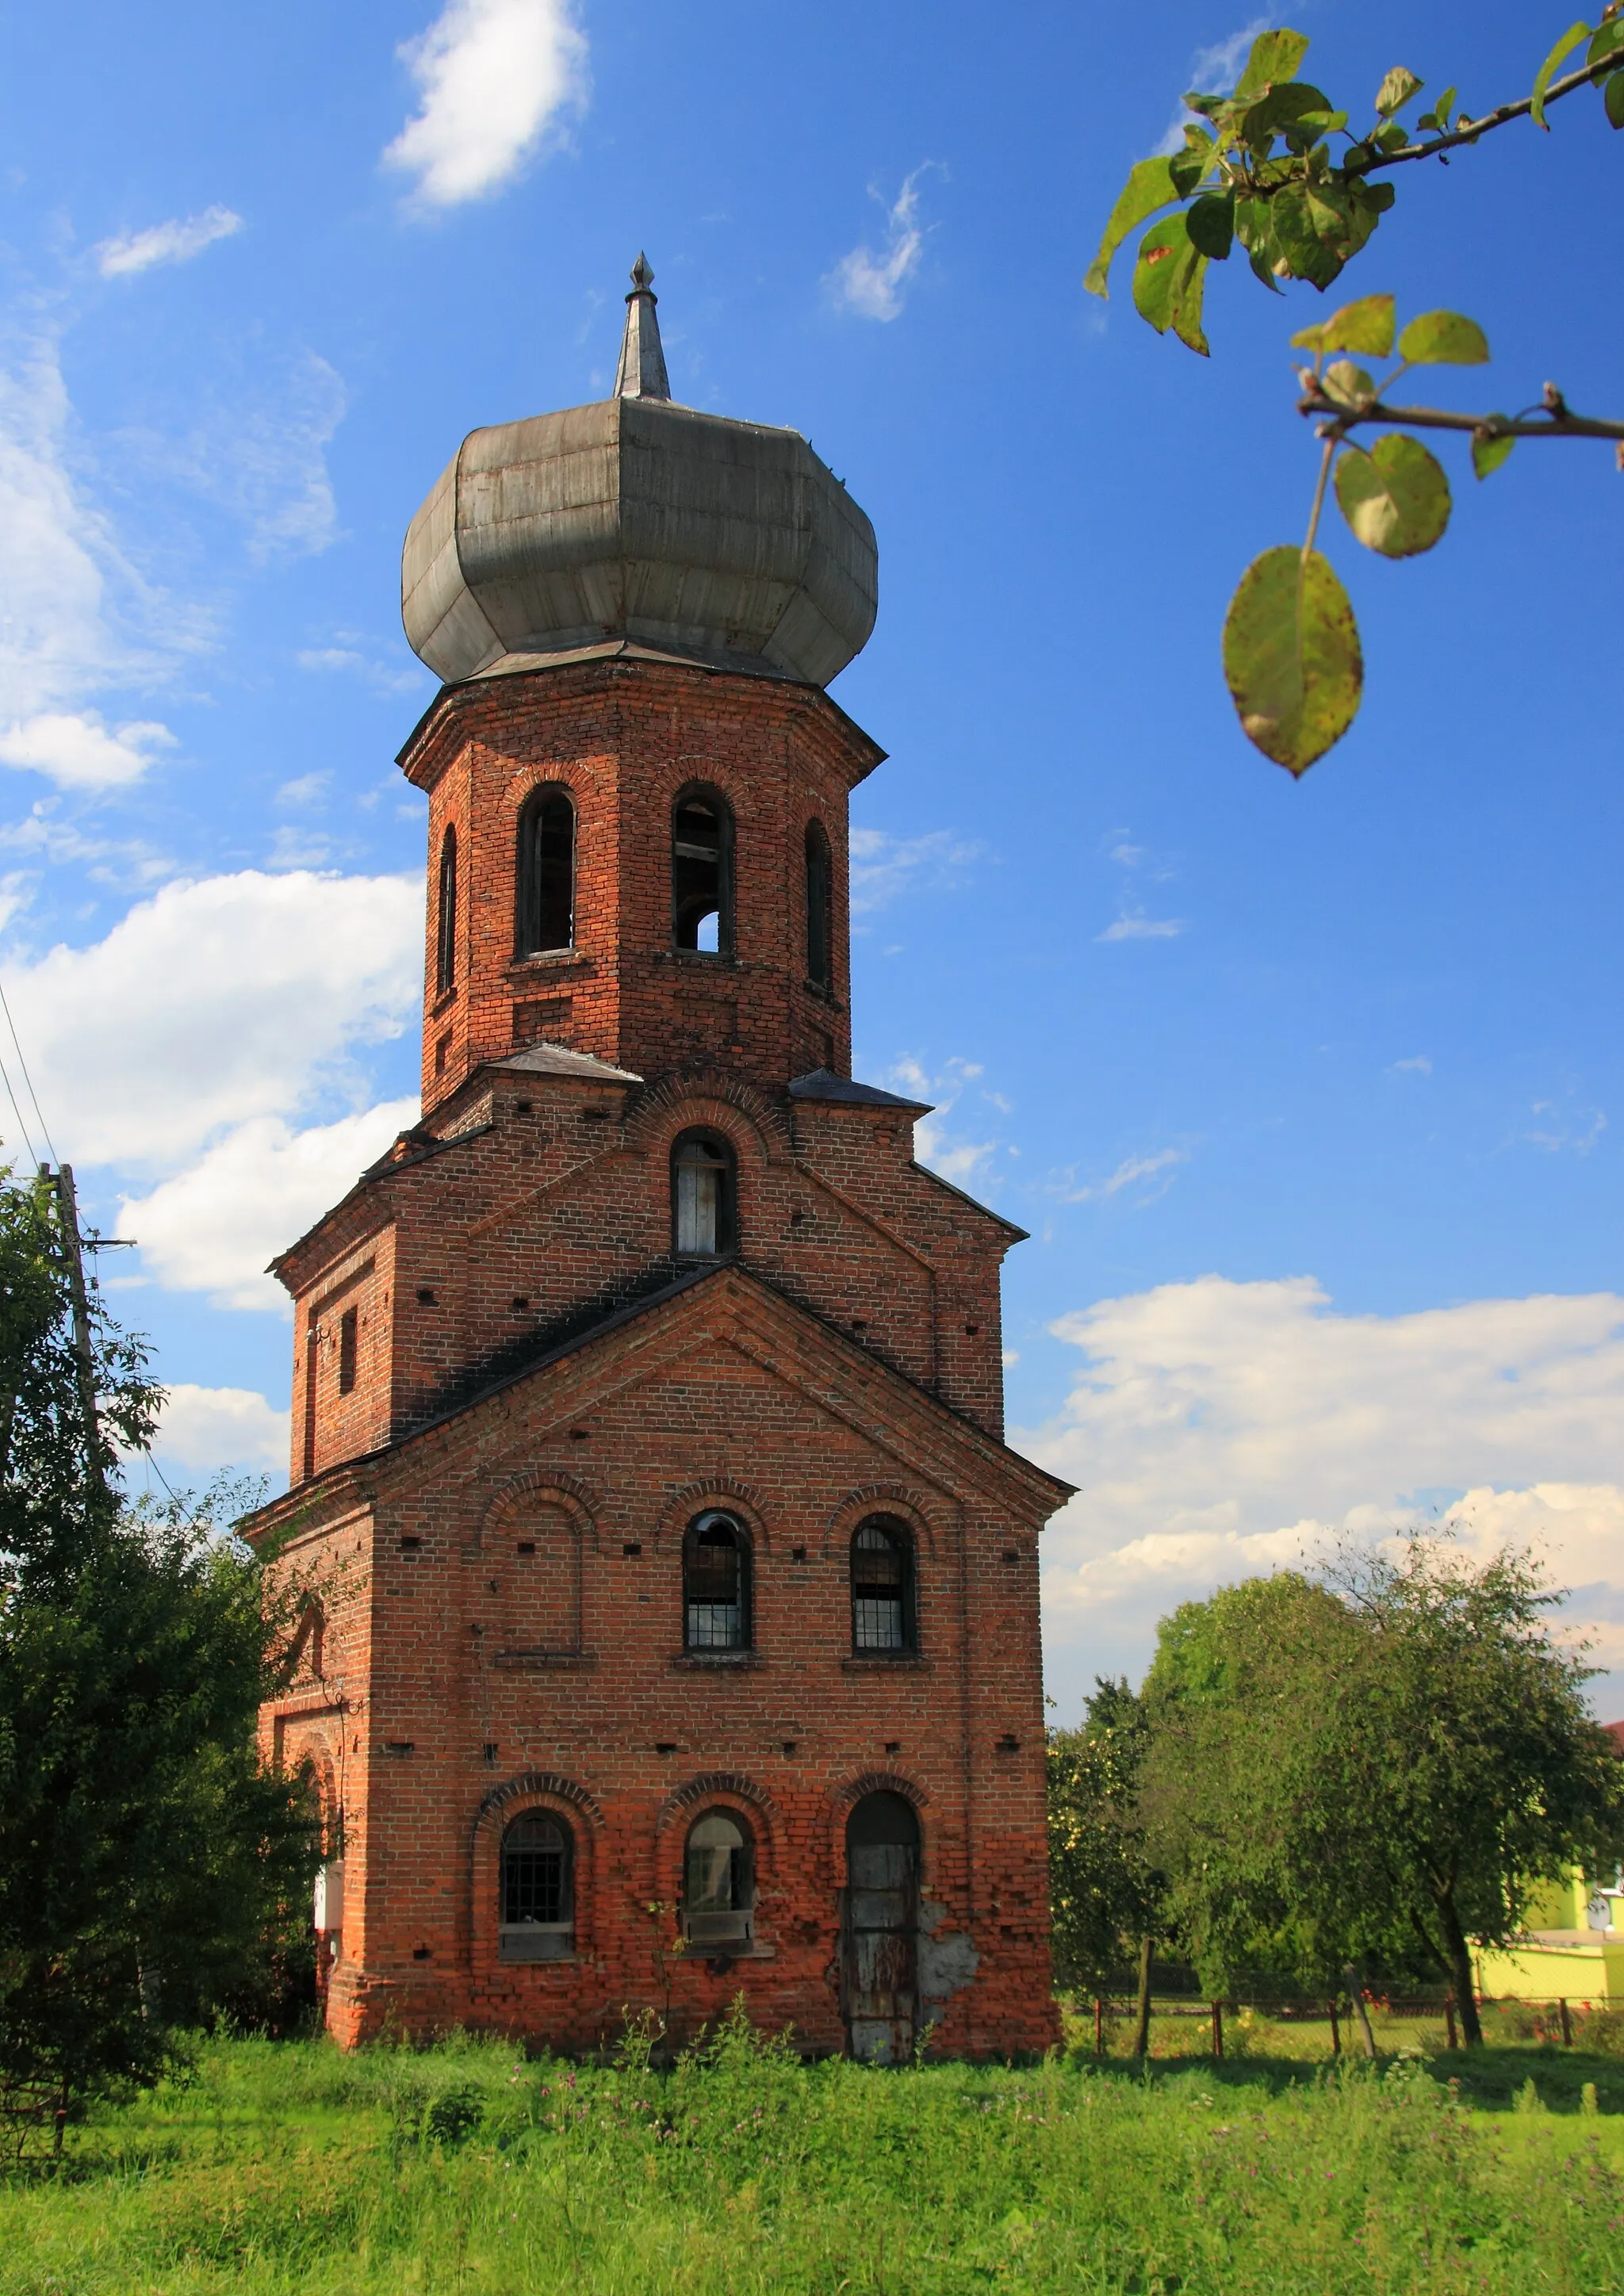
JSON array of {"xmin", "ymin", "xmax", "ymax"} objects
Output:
[{"xmin": 1474, "ymin": 1868, "xmax": 1624, "ymax": 2003}]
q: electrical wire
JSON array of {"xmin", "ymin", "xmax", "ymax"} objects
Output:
[{"xmin": 0, "ymin": 975, "xmax": 56, "ymax": 1166}]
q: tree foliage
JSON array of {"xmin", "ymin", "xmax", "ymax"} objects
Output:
[
  {"xmin": 1136, "ymin": 1544, "xmax": 1624, "ymax": 2042},
  {"xmin": 1045, "ymin": 1678, "xmax": 1163, "ymax": 1995},
  {"xmin": 0, "ymin": 1169, "xmax": 316, "ymax": 2153}
]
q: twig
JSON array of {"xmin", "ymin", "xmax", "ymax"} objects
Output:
[
  {"xmin": 1344, "ymin": 54, "xmax": 1620, "ymax": 175},
  {"xmin": 1299, "ymin": 384, "xmax": 1624, "ymax": 445}
]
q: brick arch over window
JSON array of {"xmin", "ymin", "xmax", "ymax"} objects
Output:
[
  {"xmin": 626, "ymin": 1073, "xmax": 794, "ymax": 1165},
  {"xmin": 472, "ymin": 1471, "xmax": 600, "ymax": 1554},
  {"xmin": 822, "ymin": 1770, "xmax": 931, "ymax": 1892},
  {"xmin": 653, "ymin": 1479, "xmax": 772, "ymax": 1559},
  {"xmin": 820, "ymin": 1486, "xmax": 948, "ymax": 1566},
  {"xmin": 653, "ymin": 1774, "xmax": 779, "ymax": 1904}
]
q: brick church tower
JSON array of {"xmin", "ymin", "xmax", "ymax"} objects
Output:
[{"xmin": 248, "ymin": 260, "xmax": 1070, "ymax": 2060}]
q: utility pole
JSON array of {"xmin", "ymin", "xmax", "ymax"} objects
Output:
[{"xmin": 43, "ymin": 1162, "xmax": 107, "ymax": 1501}]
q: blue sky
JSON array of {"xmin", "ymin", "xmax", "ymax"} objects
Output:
[{"xmin": 2, "ymin": 0, "xmax": 1621, "ymax": 1714}]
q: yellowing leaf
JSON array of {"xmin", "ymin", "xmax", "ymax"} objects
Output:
[
  {"xmin": 1086, "ymin": 157, "xmax": 1179, "ymax": 298},
  {"xmin": 1335, "ymin": 434, "xmax": 1452, "ymax": 557},
  {"xmin": 1234, "ymin": 28, "xmax": 1313, "ymax": 98},
  {"xmin": 1532, "ymin": 21, "xmax": 1592, "ymax": 127},
  {"xmin": 1289, "ymin": 293, "xmax": 1395, "ymax": 357},
  {"xmin": 1374, "ymin": 66, "xmax": 1423, "ymax": 117},
  {"xmin": 1321, "ymin": 360, "xmax": 1377, "ymax": 409},
  {"xmin": 1397, "ymin": 309, "xmax": 1490, "ymax": 365},
  {"xmin": 1473, "ymin": 425, "xmax": 1516, "ymax": 480},
  {"xmin": 1223, "ymin": 546, "xmax": 1363, "ymax": 775}
]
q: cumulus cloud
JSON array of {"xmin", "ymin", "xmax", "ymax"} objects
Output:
[
  {"xmin": 848, "ymin": 826, "xmax": 981, "ymax": 916},
  {"xmin": 121, "ymin": 1100, "xmax": 419, "ymax": 1310},
  {"xmin": 828, "ymin": 167, "xmax": 937, "ymax": 322},
  {"xmin": 2, "ymin": 868, "xmax": 423, "ymax": 1170},
  {"xmin": 385, "ymin": 0, "xmax": 588, "ymax": 208},
  {"xmin": 95, "ymin": 206, "xmax": 243, "ymax": 280},
  {"xmin": 1017, "ymin": 1276, "xmax": 1624, "ymax": 1720},
  {"xmin": 151, "ymin": 1382, "xmax": 289, "ymax": 1478},
  {"xmin": 0, "ymin": 712, "xmax": 174, "ymax": 790}
]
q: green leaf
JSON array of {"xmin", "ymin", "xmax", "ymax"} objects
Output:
[
  {"xmin": 1473, "ymin": 424, "xmax": 1516, "ymax": 480},
  {"xmin": 1086, "ymin": 156, "xmax": 1178, "ymax": 299},
  {"xmin": 1607, "ymin": 65, "xmax": 1624, "ymax": 126},
  {"xmin": 1290, "ymin": 293, "xmax": 1395, "ymax": 356},
  {"xmin": 1588, "ymin": 18, "xmax": 1624, "ymax": 63},
  {"xmin": 1131, "ymin": 213, "xmax": 1210, "ymax": 354},
  {"xmin": 1234, "ymin": 29, "xmax": 1313, "ymax": 98},
  {"xmin": 1223, "ymin": 546, "xmax": 1363, "ymax": 775},
  {"xmin": 1320, "ymin": 360, "xmax": 1377, "ymax": 410},
  {"xmin": 1374, "ymin": 66, "xmax": 1424, "ymax": 117},
  {"xmin": 1242, "ymin": 78, "xmax": 1337, "ymax": 146},
  {"xmin": 1397, "ymin": 308, "xmax": 1490, "ymax": 364},
  {"xmin": 1532, "ymin": 21, "xmax": 1592, "ymax": 127},
  {"xmin": 1186, "ymin": 193, "xmax": 1235, "ymax": 261},
  {"xmin": 1335, "ymin": 434, "xmax": 1452, "ymax": 557},
  {"xmin": 1267, "ymin": 181, "xmax": 1358, "ymax": 290}
]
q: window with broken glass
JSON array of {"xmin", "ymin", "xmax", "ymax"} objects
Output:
[
  {"xmin": 499, "ymin": 1811, "xmax": 575, "ymax": 1961},
  {"xmin": 683, "ymin": 1808, "xmax": 755, "ymax": 1946},
  {"xmin": 684, "ymin": 1511, "xmax": 750, "ymax": 1651}
]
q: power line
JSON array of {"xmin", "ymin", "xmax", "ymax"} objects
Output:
[{"xmin": 0, "ymin": 975, "xmax": 56, "ymax": 1165}]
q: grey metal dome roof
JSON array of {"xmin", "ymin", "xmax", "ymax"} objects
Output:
[{"xmin": 400, "ymin": 257, "xmax": 879, "ymax": 691}]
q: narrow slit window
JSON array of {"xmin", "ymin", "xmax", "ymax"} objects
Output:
[
  {"xmin": 852, "ymin": 1516, "xmax": 914, "ymax": 1653},
  {"xmin": 672, "ymin": 790, "xmax": 733, "ymax": 955},
  {"xmin": 672, "ymin": 1131, "xmax": 736, "ymax": 1257},
  {"xmin": 435, "ymin": 825, "xmax": 458, "ymax": 994},
  {"xmin": 805, "ymin": 820, "xmax": 832, "ymax": 992},
  {"xmin": 515, "ymin": 788, "xmax": 576, "ymax": 956},
  {"xmin": 683, "ymin": 1809, "xmax": 755, "ymax": 1946},
  {"xmin": 499, "ymin": 1812, "xmax": 575, "ymax": 1961},
  {"xmin": 338, "ymin": 1306, "xmax": 358, "ymax": 1396},
  {"xmin": 684, "ymin": 1510, "xmax": 750, "ymax": 1650}
]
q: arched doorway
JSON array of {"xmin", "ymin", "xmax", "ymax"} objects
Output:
[{"xmin": 841, "ymin": 1790, "xmax": 920, "ymax": 2064}]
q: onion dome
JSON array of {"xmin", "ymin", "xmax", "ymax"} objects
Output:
[{"xmin": 401, "ymin": 255, "xmax": 879, "ymax": 691}]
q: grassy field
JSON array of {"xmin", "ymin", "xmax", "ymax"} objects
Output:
[{"xmin": 6, "ymin": 2005, "xmax": 1624, "ymax": 2295}]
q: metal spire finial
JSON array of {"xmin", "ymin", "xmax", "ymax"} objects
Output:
[{"xmin": 615, "ymin": 251, "xmax": 671, "ymax": 401}]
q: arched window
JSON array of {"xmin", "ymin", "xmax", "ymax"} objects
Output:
[
  {"xmin": 671, "ymin": 1130, "xmax": 737, "ymax": 1257},
  {"xmin": 684, "ymin": 1510, "xmax": 750, "ymax": 1650},
  {"xmin": 435, "ymin": 825, "xmax": 458, "ymax": 994},
  {"xmin": 500, "ymin": 1811, "xmax": 575, "ymax": 1961},
  {"xmin": 672, "ymin": 788, "xmax": 733, "ymax": 955},
  {"xmin": 683, "ymin": 1808, "xmax": 755, "ymax": 1946},
  {"xmin": 805, "ymin": 820, "xmax": 832, "ymax": 992},
  {"xmin": 515, "ymin": 786, "xmax": 576, "ymax": 957},
  {"xmin": 851, "ymin": 1516, "xmax": 914, "ymax": 1654}
]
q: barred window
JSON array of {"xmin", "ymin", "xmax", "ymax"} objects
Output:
[
  {"xmin": 851, "ymin": 1517, "xmax": 914, "ymax": 1654},
  {"xmin": 500, "ymin": 1812, "xmax": 575, "ymax": 1961},
  {"xmin": 684, "ymin": 1511, "xmax": 750, "ymax": 1651},
  {"xmin": 683, "ymin": 1809, "xmax": 755, "ymax": 1946},
  {"xmin": 515, "ymin": 787, "xmax": 576, "ymax": 956}
]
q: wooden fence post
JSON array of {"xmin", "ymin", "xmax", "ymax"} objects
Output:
[
  {"xmin": 1328, "ymin": 1999, "xmax": 1341, "ymax": 2057},
  {"xmin": 1211, "ymin": 2000, "xmax": 1224, "ymax": 2060},
  {"xmin": 1094, "ymin": 1996, "xmax": 1104, "ymax": 2058},
  {"xmin": 1444, "ymin": 1996, "xmax": 1457, "ymax": 2051},
  {"xmin": 1560, "ymin": 1998, "xmax": 1572, "ymax": 2048}
]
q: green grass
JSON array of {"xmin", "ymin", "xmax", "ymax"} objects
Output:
[{"xmin": 6, "ymin": 2008, "xmax": 1624, "ymax": 2294}]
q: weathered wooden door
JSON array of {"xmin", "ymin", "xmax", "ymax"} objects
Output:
[{"xmin": 841, "ymin": 1790, "xmax": 920, "ymax": 2064}]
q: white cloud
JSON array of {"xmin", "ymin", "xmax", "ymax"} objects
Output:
[
  {"xmin": 1018, "ymin": 1276, "xmax": 1624, "ymax": 1720},
  {"xmin": 1059, "ymin": 1146, "xmax": 1188, "ymax": 1205},
  {"xmin": 849, "ymin": 826, "xmax": 980, "ymax": 915},
  {"xmin": 385, "ymin": 0, "xmax": 588, "ymax": 209},
  {"xmin": 128, "ymin": 352, "xmax": 347, "ymax": 563},
  {"xmin": 94, "ymin": 206, "xmax": 243, "ymax": 280},
  {"xmin": 2, "ymin": 868, "xmax": 423, "ymax": 1171},
  {"xmin": 0, "ymin": 711, "xmax": 174, "ymax": 790},
  {"xmin": 1097, "ymin": 910, "xmax": 1186, "ymax": 942},
  {"xmin": 1155, "ymin": 18, "xmax": 1272, "ymax": 152},
  {"xmin": 121, "ymin": 1100, "xmax": 419, "ymax": 1311},
  {"xmin": 828, "ymin": 166, "xmax": 937, "ymax": 322},
  {"xmin": 883, "ymin": 1053, "xmax": 1006, "ymax": 1192},
  {"xmin": 1392, "ymin": 1054, "xmax": 1433, "ymax": 1075},
  {"xmin": 151, "ymin": 1382, "xmax": 289, "ymax": 1478}
]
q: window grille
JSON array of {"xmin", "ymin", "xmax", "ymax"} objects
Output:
[
  {"xmin": 500, "ymin": 1812, "xmax": 574, "ymax": 1961},
  {"xmin": 684, "ymin": 1511, "xmax": 749, "ymax": 1651},
  {"xmin": 852, "ymin": 1517, "xmax": 913, "ymax": 1653}
]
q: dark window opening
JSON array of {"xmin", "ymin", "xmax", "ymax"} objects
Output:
[
  {"xmin": 500, "ymin": 1811, "xmax": 575, "ymax": 1961},
  {"xmin": 435, "ymin": 825, "xmax": 458, "ymax": 994},
  {"xmin": 852, "ymin": 1516, "xmax": 914, "ymax": 1654},
  {"xmin": 672, "ymin": 789, "xmax": 734, "ymax": 955},
  {"xmin": 672, "ymin": 1130, "xmax": 736, "ymax": 1257},
  {"xmin": 683, "ymin": 1808, "xmax": 755, "ymax": 1946},
  {"xmin": 842, "ymin": 1790, "xmax": 921, "ymax": 2062},
  {"xmin": 684, "ymin": 1510, "xmax": 750, "ymax": 1651},
  {"xmin": 338, "ymin": 1306, "xmax": 358, "ymax": 1395},
  {"xmin": 805, "ymin": 819, "xmax": 832, "ymax": 991},
  {"xmin": 515, "ymin": 787, "xmax": 576, "ymax": 957}
]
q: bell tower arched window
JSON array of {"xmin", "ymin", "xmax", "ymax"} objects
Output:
[
  {"xmin": 435, "ymin": 825, "xmax": 458, "ymax": 994},
  {"xmin": 684, "ymin": 1510, "xmax": 750, "ymax": 1649},
  {"xmin": 851, "ymin": 1516, "xmax": 914, "ymax": 1653},
  {"xmin": 515, "ymin": 787, "xmax": 575, "ymax": 956},
  {"xmin": 805, "ymin": 820, "xmax": 832, "ymax": 991},
  {"xmin": 672, "ymin": 788, "xmax": 733, "ymax": 955},
  {"xmin": 672, "ymin": 1130, "xmax": 736, "ymax": 1257},
  {"xmin": 500, "ymin": 1811, "xmax": 575, "ymax": 1960}
]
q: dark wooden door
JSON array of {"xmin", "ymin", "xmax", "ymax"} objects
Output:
[{"xmin": 841, "ymin": 1791, "xmax": 920, "ymax": 2064}]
